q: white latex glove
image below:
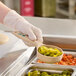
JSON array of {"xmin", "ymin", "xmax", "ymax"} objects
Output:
[{"xmin": 3, "ymin": 10, "xmax": 43, "ymax": 42}]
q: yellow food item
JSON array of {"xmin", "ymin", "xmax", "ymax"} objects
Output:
[
  {"xmin": 27, "ymin": 70, "xmax": 72, "ymax": 76},
  {"xmin": 0, "ymin": 33, "xmax": 9, "ymax": 45},
  {"xmin": 38, "ymin": 46, "xmax": 62, "ymax": 57}
]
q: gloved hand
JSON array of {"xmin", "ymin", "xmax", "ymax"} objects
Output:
[{"xmin": 3, "ymin": 10, "xmax": 43, "ymax": 43}]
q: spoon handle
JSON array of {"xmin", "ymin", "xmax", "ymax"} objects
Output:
[{"xmin": 12, "ymin": 31, "xmax": 43, "ymax": 47}]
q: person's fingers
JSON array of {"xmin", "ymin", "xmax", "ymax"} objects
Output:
[
  {"xmin": 27, "ymin": 29, "xmax": 36, "ymax": 41},
  {"xmin": 23, "ymin": 41, "xmax": 33, "ymax": 46},
  {"xmin": 32, "ymin": 26, "xmax": 43, "ymax": 42}
]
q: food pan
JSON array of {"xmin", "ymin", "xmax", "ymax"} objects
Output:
[
  {"xmin": 16, "ymin": 64, "xmax": 76, "ymax": 76},
  {"xmin": 32, "ymin": 50, "xmax": 76, "ymax": 68}
]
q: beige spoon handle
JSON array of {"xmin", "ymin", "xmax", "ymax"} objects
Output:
[{"xmin": 12, "ymin": 32, "xmax": 43, "ymax": 47}]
